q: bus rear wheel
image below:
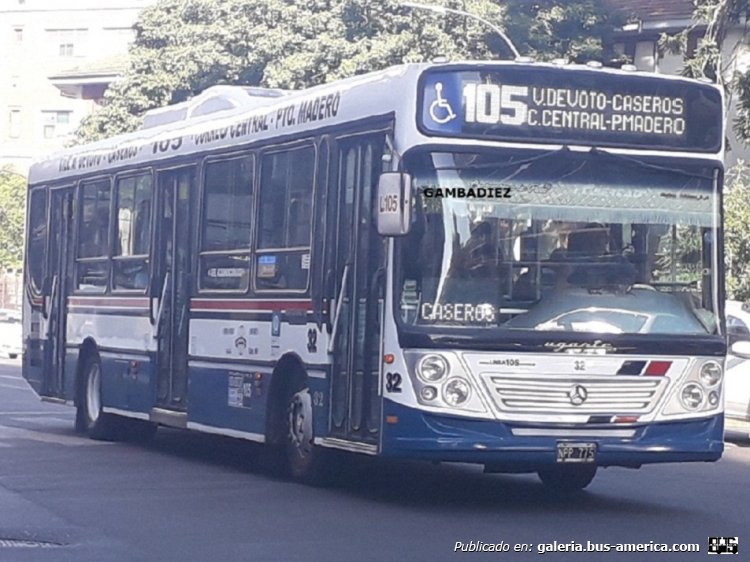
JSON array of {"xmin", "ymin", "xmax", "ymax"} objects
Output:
[
  {"xmin": 537, "ymin": 465, "xmax": 597, "ymax": 493},
  {"xmin": 79, "ymin": 353, "xmax": 119, "ymax": 440},
  {"xmin": 285, "ymin": 384, "xmax": 327, "ymax": 484},
  {"xmin": 77, "ymin": 352, "xmax": 157, "ymax": 441}
]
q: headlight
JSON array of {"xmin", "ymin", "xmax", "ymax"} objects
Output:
[
  {"xmin": 420, "ymin": 386, "xmax": 438, "ymax": 401},
  {"xmin": 680, "ymin": 383, "xmax": 704, "ymax": 410},
  {"xmin": 417, "ymin": 354, "xmax": 449, "ymax": 382},
  {"xmin": 443, "ymin": 378, "xmax": 471, "ymax": 406},
  {"xmin": 699, "ymin": 361, "xmax": 722, "ymax": 387},
  {"xmin": 708, "ymin": 391, "xmax": 720, "ymax": 407}
]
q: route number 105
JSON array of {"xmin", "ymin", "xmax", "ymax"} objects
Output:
[{"xmin": 463, "ymin": 83, "xmax": 529, "ymax": 126}]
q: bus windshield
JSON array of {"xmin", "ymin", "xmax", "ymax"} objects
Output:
[{"xmin": 397, "ymin": 148, "xmax": 720, "ymax": 336}]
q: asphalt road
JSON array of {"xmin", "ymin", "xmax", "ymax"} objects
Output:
[{"xmin": 0, "ymin": 357, "xmax": 748, "ymax": 562}]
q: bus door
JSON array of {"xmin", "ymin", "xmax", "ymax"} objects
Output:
[
  {"xmin": 44, "ymin": 187, "xmax": 74, "ymax": 398},
  {"xmin": 330, "ymin": 133, "xmax": 387, "ymax": 443},
  {"xmin": 153, "ymin": 167, "xmax": 194, "ymax": 410}
]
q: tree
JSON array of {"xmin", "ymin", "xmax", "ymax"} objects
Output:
[
  {"xmin": 0, "ymin": 167, "xmax": 26, "ymax": 271},
  {"xmin": 76, "ymin": 0, "xmax": 622, "ymax": 143},
  {"xmin": 658, "ymin": 1, "xmax": 750, "ymax": 141},
  {"xmin": 656, "ymin": 2, "xmax": 750, "ymax": 301},
  {"xmin": 724, "ymin": 160, "xmax": 750, "ymax": 301},
  {"xmin": 504, "ymin": 0, "xmax": 623, "ymax": 63}
]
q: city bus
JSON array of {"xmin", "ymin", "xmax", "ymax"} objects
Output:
[{"xmin": 23, "ymin": 60, "xmax": 726, "ymax": 491}]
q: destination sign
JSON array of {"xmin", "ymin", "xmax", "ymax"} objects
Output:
[{"xmin": 418, "ymin": 66, "xmax": 723, "ymax": 153}]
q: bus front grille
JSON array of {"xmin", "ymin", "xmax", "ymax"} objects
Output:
[{"xmin": 482, "ymin": 375, "xmax": 666, "ymax": 414}]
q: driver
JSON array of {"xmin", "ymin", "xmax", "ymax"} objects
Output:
[
  {"xmin": 567, "ymin": 223, "xmax": 609, "ymax": 257},
  {"xmin": 562, "ymin": 223, "xmax": 637, "ymax": 288}
]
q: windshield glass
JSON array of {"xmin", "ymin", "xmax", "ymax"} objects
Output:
[{"xmin": 397, "ymin": 149, "xmax": 720, "ymax": 336}]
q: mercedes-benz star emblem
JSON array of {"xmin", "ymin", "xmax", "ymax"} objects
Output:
[{"xmin": 568, "ymin": 385, "xmax": 588, "ymax": 406}]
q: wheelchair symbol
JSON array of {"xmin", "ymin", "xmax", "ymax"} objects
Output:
[{"xmin": 429, "ymin": 82, "xmax": 456, "ymax": 125}]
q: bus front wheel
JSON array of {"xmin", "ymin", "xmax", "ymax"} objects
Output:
[
  {"xmin": 537, "ymin": 465, "xmax": 597, "ymax": 493},
  {"xmin": 285, "ymin": 384, "xmax": 327, "ymax": 484}
]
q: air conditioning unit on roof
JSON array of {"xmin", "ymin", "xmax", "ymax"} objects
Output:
[{"xmin": 142, "ymin": 85, "xmax": 291, "ymax": 129}]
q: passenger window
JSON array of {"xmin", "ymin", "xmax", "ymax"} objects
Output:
[
  {"xmin": 113, "ymin": 173, "xmax": 152, "ymax": 291},
  {"xmin": 256, "ymin": 145, "xmax": 315, "ymax": 291},
  {"xmin": 76, "ymin": 179, "xmax": 111, "ymax": 292},
  {"xmin": 27, "ymin": 189, "xmax": 47, "ymax": 296},
  {"xmin": 199, "ymin": 155, "xmax": 254, "ymax": 291}
]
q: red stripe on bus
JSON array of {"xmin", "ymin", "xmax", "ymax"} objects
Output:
[
  {"xmin": 68, "ymin": 297, "xmax": 150, "ymax": 308},
  {"xmin": 190, "ymin": 299, "xmax": 312, "ymax": 311}
]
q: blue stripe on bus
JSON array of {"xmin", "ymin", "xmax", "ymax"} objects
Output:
[
  {"xmin": 187, "ymin": 364, "xmax": 330, "ymax": 440},
  {"xmin": 380, "ymin": 399, "xmax": 723, "ymax": 467},
  {"xmin": 99, "ymin": 354, "xmax": 155, "ymax": 415}
]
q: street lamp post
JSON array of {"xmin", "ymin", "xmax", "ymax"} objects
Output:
[{"xmin": 401, "ymin": 2, "xmax": 521, "ymax": 60}]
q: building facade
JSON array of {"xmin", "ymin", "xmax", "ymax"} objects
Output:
[
  {"xmin": 0, "ymin": 0, "xmax": 155, "ymax": 173},
  {"xmin": 612, "ymin": 0, "xmax": 750, "ymax": 164}
]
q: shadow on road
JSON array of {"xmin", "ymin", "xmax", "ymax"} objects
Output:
[{"xmin": 118, "ymin": 427, "xmax": 696, "ymax": 517}]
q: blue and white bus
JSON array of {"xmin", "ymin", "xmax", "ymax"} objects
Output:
[{"xmin": 23, "ymin": 61, "xmax": 726, "ymax": 491}]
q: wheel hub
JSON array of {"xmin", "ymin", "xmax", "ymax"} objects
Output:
[
  {"xmin": 85, "ymin": 363, "xmax": 101, "ymax": 423},
  {"xmin": 288, "ymin": 389, "xmax": 313, "ymax": 458}
]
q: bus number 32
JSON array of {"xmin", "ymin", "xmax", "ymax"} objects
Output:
[
  {"xmin": 385, "ymin": 372, "xmax": 402, "ymax": 393},
  {"xmin": 463, "ymin": 83, "xmax": 529, "ymax": 126}
]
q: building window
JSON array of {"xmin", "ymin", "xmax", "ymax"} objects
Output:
[
  {"xmin": 13, "ymin": 27, "xmax": 23, "ymax": 43},
  {"xmin": 42, "ymin": 111, "xmax": 72, "ymax": 139},
  {"xmin": 46, "ymin": 28, "xmax": 87, "ymax": 57},
  {"xmin": 8, "ymin": 109, "xmax": 21, "ymax": 139}
]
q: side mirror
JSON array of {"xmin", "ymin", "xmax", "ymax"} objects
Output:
[
  {"xmin": 376, "ymin": 172, "xmax": 412, "ymax": 237},
  {"xmin": 730, "ymin": 340, "xmax": 750, "ymax": 360}
]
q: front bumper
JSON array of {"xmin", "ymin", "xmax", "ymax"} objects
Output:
[{"xmin": 381, "ymin": 400, "xmax": 723, "ymax": 469}]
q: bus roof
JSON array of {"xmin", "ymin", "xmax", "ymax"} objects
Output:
[{"xmin": 27, "ymin": 61, "xmax": 724, "ymax": 186}]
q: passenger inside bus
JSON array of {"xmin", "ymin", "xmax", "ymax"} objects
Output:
[
  {"xmin": 567, "ymin": 222, "xmax": 609, "ymax": 257},
  {"xmin": 560, "ymin": 223, "xmax": 637, "ymax": 289},
  {"xmin": 513, "ymin": 222, "xmax": 637, "ymax": 299},
  {"xmin": 79, "ymin": 208, "xmax": 109, "ymax": 259},
  {"xmin": 442, "ymin": 218, "xmax": 509, "ymax": 305}
]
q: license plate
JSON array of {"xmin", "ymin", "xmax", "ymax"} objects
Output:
[{"xmin": 556, "ymin": 442, "xmax": 597, "ymax": 463}]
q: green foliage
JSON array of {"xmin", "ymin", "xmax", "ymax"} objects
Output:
[
  {"xmin": 724, "ymin": 160, "xmax": 750, "ymax": 300},
  {"xmin": 658, "ymin": 1, "xmax": 750, "ymax": 142},
  {"xmin": 504, "ymin": 0, "xmax": 624, "ymax": 63},
  {"xmin": 76, "ymin": 0, "xmax": 621, "ymax": 143},
  {"xmin": 651, "ymin": 225, "xmax": 704, "ymax": 285},
  {"xmin": 0, "ymin": 167, "xmax": 26, "ymax": 270}
]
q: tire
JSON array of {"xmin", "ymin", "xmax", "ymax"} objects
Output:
[
  {"xmin": 285, "ymin": 384, "xmax": 328, "ymax": 484},
  {"xmin": 538, "ymin": 465, "xmax": 597, "ymax": 493},
  {"xmin": 8, "ymin": 353, "xmax": 18, "ymax": 360},
  {"xmin": 78, "ymin": 352, "xmax": 119, "ymax": 440},
  {"xmin": 78, "ymin": 353, "xmax": 158, "ymax": 441}
]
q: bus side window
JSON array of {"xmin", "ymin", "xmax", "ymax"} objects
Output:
[
  {"xmin": 198, "ymin": 155, "xmax": 254, "ymax": 292},
  {"xmin": 27, "ymin": 188, "xmax": 48, "ymax": 298},
  {"xmin": 256, "ymin": 144, "xmax": 315, "ymax": 291},
  {"xmin": 113, "ymin": 173, "xmax": 152, "ymax": 291},
  {"xmin": 76, "ymin": 178, "xmax": 111, "ymax": 292}
]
